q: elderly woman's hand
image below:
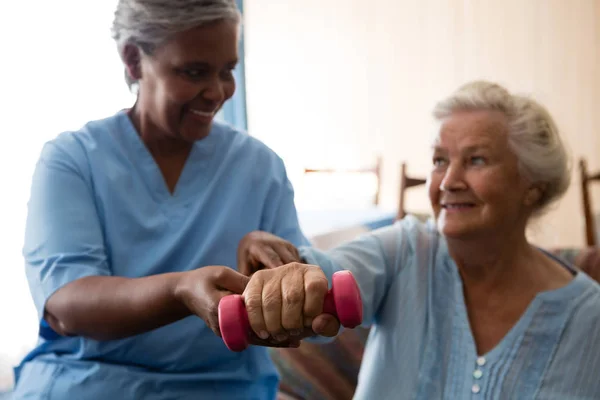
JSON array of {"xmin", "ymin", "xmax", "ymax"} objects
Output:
[
  {"xmin": 242, "ymin": 262, "xmax": 340, "ymax": 343},
  {"xmin": 238, "ymin": 231, "xmax": 302, "ymax": 276},
  {"xmin": 175, "ymin": 265, "xmax": 322, "ymax": 349}
]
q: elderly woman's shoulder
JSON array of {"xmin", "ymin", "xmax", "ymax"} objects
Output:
[
  {"xmin": 556, "ymin": 275, "xmax": 600, "ymax": 354},
  {"xmin": 578, "ymin": 271, "xmax": 600, "ymax": 298},
  {"xmin": 566, "ymin": 272, "xmax": 600, "ymax": 324}
]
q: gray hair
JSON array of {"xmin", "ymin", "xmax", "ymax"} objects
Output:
[
  {"xmin": 433, "ymin": 80, "xmax": 571, "ymax": 217},
  {"xmin": 111, "ymin": 0, "xmax": 241, "ymax": 90}
]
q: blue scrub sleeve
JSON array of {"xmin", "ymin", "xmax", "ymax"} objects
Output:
[
  {"xmin": 260, "ymin": 160, "xmax": 310, "ymax": 248},
  {"xmin": 23, "ymin": 141, "xmax": 111, "ymax": 336}
]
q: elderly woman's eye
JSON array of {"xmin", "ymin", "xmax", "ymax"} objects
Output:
[
  {"xmin": 433, "ymin": 157, "xmax": 446, "ymax": 167},
  {"xmin": 470, "ymin": 156, "xmax": 486, "ymax": 165}
]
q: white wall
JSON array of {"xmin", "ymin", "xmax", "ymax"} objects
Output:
[
  {"xmin": 243, "ymin": 0, "xmax": 381, "ymax": 205},
  {"xmin": 244, "ymin": 0, "xmax": 600, "ymax": 247}
]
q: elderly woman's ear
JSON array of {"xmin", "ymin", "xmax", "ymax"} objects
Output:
[
  {"xmin": 123, "ymin": 44, "xmax": 142, "ymax": 81},
  {"xmin": 524, "ymin": 186, "xmax": 544, "ymax": 207}
]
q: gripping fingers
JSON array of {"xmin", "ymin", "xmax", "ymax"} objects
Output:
[
  {"xmin": 205, "ymin": 293, "xmax": 225, "ymax": 337},
  {"xmin": 262, "ymin": 278, "xmax": 285, "ymax": 341},
  {"xmin": 243, "ymin": 275, "xmax": 269, "ymax": 340},
  {"xmin": 302, "ymin": 266, "xmax": 329, "ymax": 327},
  {"xmin": 280, "ymin": 269, "xmax": 305, "ymax": 335}
]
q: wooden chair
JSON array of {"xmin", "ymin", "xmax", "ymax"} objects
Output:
[
  {"xmin": 396, "ymin": 162, "xmax": 426, "ymax": 221},
  {"xmin": 303, "ymin": 159, "xmax": 427, "ymax": 221},
  {"xmin": 579, "ymin": 158, "xmax": 600, "ymax": 246},
  {"xmin": 304, "ymin": 156, "xmax": 383, "ymax": 206}
]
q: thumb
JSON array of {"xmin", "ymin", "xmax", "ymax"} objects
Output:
[
  {"xmin": 217, "ymin": 268, "xmax": 251, "ymax": 294},
  {"xmin": 312, "ymin": 314, "xmax": 341, "ymax": 337}
]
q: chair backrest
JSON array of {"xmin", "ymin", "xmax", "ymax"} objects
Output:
[
  {"xmin": 304, "ymin": 156, "xmax": 383, "ymax": 206},
  {"xmin": 579, "ymin": 158, "xmax": 600, "ymax": 246},
  {"xmin": 396, "ymin": 162, "xmax": 427, "ymax": 221}
]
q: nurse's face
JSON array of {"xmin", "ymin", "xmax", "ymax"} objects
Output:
[{"xmin": 128, "ymin": 20, "xmax": 239, "ymax": 143}]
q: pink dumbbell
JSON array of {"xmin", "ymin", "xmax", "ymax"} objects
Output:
[{"xmin": 218, "ymin": 270, "xmax": 363, "ymax": 352}]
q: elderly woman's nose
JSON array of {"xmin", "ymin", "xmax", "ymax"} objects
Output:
[{"xmin": 440, "ymin": 164, "xmax": 466, "ymax": 191}]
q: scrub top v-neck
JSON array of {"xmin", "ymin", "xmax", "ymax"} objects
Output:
[{"xmin": 113, "ymin": 112, "xmax": 219, "ymax": 209}]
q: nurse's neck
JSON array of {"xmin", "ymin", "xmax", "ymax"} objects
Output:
[{"xmin": 127, "ymin": 108, "xmax": 192, "ymax": 159}]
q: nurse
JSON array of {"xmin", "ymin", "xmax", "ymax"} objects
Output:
[{"xmin": 11, "ymin": 1, "xmax": 338, "ymax": 399}]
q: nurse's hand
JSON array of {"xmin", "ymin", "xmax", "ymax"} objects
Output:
[
  {"xmin": 243, "ymin": 262, "xmax": 340, "ymax": 343},
  {"xmin": 238, "ymin": 231, "xmax": 301, "ymax": 276},
  {"xmin": 175, "ymin": 266, "xmax": 250, "ymax": 338}
]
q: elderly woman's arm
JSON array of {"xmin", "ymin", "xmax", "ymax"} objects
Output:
[
  {"xmin": 299, "ymin": 226, "xmax": 402, "ymax": 326},
  {"xmin": 239, "ymin": 223, "xmax": 405, "ymax": 327}
]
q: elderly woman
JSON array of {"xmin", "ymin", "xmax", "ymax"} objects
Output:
[
  {"xmin": 11, "ymin": 1, "xmax": 339, "ymax": 399},
  {"xmin": 239, "ymin": 81, "xmax": 600, "ymax": 398}
]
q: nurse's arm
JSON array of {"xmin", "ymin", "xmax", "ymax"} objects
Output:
[
  {"xmin": 45, "ymin": 267, "xmax": 249, "ymax": 341},
  {"xmin": 25, "ymin": 142, "xmax": 248, "ymax": 341}
]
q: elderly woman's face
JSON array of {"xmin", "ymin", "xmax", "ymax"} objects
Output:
[
  {"xmin": 136, "ymin": 20, "xmax": 238, "ymax": 141},
  {"xmin": 427, "ymin": 110, "xmax": 531, "ymax": 239}
]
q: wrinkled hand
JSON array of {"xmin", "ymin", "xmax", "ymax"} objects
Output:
[
  {"xmin": 174, "ymin": 266, "xmax": 308, "ymax": 349},
  {"xmin": 238, "ymin": 231, "xmax": 301, "ymax": 276},
  {"xmin": 242, "ymin": 262, "xmax": 341, "ymax": 344}
]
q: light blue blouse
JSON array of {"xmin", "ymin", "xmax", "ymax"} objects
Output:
[
  {"xmin": 301, "ymin": 216, "xmax": 600, "ymax": 399},
  {"xmin": 13, "ymin": 110, "xmax": 309, "ymax": 400}
]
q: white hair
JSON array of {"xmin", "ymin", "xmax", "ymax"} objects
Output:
[
  {"xmin": 433, "ymin": 80, "xmax": 571, "ymax": 217},
  {"xmin": 111, "ymin": 0, "xmax": 241, "ymax": 89}
]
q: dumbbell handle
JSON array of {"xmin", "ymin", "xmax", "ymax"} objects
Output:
[{"xmin": 218, "ymin": 270, "xmax": 362, "ymax": 352}]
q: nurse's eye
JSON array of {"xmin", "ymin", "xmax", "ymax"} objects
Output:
[
  {"xmin": 181, "ymin": 68, "xmax": 209, "ymax": 80},
  {"xmin": 219, "ymin": 67, "xmax": 235, "ymax": 81}
]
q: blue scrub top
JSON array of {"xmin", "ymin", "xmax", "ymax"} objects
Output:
[{"xmin": 13, "ymin": 110, "xmax": 309, "ymax": 399}]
